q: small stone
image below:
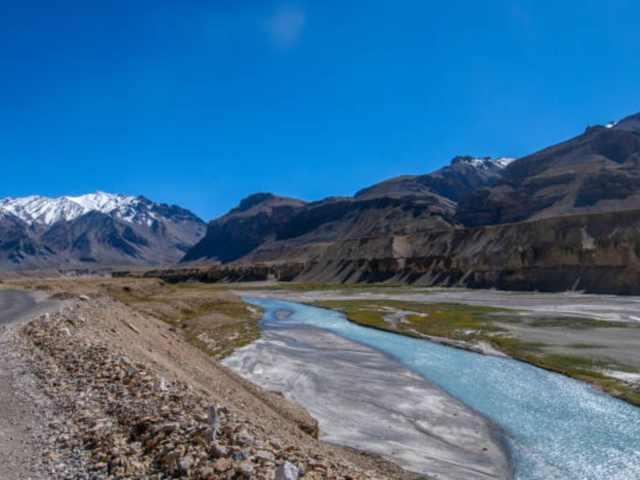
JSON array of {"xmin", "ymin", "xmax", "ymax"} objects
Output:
[
  {"xmin": 235, "ymin": 461, "xmax": 254, "ymax": 476},
  {"xmin": 236, "ymin": 432, "xmax": 253, "ymax": 445},
  {"xmin": 276, "ymin": 461, "xmax": 299, "ymax": 480},
  {"xmin": 179, "ymin": 455, "xmax": 194, "ymax": 471},
  {"xmin": 214, "ymin": 457, "xmax": 232, "ymax": 472},
  {"xmin": 158, "ymin": 423, "xmax": 178, "ymax": 433},
  {"xmin": 270, "ymin": 438, "xmax": 282, "ymax": 450},
  {"xmin": 200, "ymin": 467, "xmax": 215, "ymax": 479},
  {"xmin": 211, "ymin": 443, "xmax": 228, "ymax": 458},
  {"xmin": 233, "ymin": 447, "xmax": 250, "ymax": 461},
  {"xmin": 255, "ymin": 450, "xmax": 274, "ymax": 462}
]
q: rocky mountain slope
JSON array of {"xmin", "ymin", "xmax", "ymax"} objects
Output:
[
  {"xmin": 182, "ymin": 193, "xmax": 308, "ymax": 264},
  {"xmin": 183, "ymin": 156, "xmax": 513, "ymax": 265},
  {"xmin": 457, "ymin": 113, "xmax": 640, "ymax": 226},
  {"xmin": 132, "ymin": 110, "xmax": 640, "ymax": 295},
  {"xmin": 0, "ymin": 192, "xmax": 205, "ymax": 270},
  {"xmin": 131, "ymin": 206, "xmax": 640, "ymax": 295},
  {"xmin": 355, "ymin": 156, "xmax": 514, "ymax": 202}
]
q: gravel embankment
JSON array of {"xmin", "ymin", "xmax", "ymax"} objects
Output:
[{"xmin": 10, "ymin": 294, "xmax": 412, "ymax": 479}]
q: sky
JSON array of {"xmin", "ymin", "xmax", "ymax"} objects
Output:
[{"xmin": 1, "ymin": 0, "xmax": 639, "ymax": 220}]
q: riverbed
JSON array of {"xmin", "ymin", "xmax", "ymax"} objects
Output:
[{"xmin": 223, "ymin": 297, "xmax": 640, "ymax": 480}]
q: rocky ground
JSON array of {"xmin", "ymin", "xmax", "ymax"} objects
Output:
[
  {"xmin": 0, "ymin": 319, "xmax": 61, "ymax": 479},
  {"xmin": 1, "ymin": 286, "xmax": 415, "ymax": 479}
]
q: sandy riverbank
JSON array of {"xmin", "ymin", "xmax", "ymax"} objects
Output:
[
  {"xmin": 242, "ymin": 287, "xmax": 640, "ymax": 404},
  {"xmin": 224, "ymin": 316, "xmax": 511, "ymax": 480}
]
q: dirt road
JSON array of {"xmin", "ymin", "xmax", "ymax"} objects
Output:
[{"xmin": 0, "ymin": 290, "xmax": 63, "ymax": 479}]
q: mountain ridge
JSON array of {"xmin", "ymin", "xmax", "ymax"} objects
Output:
[
  {"xmin": 182, "ymin": 155, "xmax": 513, "ymax": 265},
  {"xmin": 456, "ymin": 113, "xmax": 640, "ymax": 226},
  {"xmin": 0, "ymin": 192, "xmax": 205, "ymax": 270}
]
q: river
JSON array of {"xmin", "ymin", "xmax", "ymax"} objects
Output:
[{"xmin": 223, "ymin": 298, "xmax": 640, "ymax": 479}]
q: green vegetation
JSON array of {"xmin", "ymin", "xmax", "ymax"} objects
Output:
[
  {"xmin": 309, "ymin": 300, "xmax": 510, "ymax": 341},
  {"xmin": 529, "ymin": 317, "xmax": 635, "ymax": 329},
  {"xmin": 105, "ymin": 281, "xmax": 263, "ymax": 359}
]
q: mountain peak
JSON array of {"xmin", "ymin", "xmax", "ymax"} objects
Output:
[
  {"xmin": 228, "ymin": 193, "xmax": 307, "ymax": 216},
  {"xmin": 0, "ymin": 191, "xmax": 206, "ymax": 269},
  {"xmin": 0, "ymin": 192, "xmax": 140, "ymax": 226},
  {"xmin": 64, "ymin": 191, "xmax": 137, "ymax": 214},
  {"xmin": 614, "ymin": 112, "xmax": 640, "ymax": 132},
  {"xmin": 450, "ymin": 156, "xmax": 515, "ymax": 169},
  {"xmin": 235, "ymin": 193, "xmax": 279, "ymax": 212},
  {"xmin": 0, "ymin": 191, "xmax": 203, "ymax": 229}
]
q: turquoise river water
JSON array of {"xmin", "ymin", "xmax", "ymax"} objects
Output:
[{"xmin": 246, "ymin": 298, "xmax": 640, "ymax": 480}]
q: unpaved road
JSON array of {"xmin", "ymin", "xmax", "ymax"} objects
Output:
[
  {"xmin": 0, "ymin": 290, "xmax": 63, "ymax": 479},
  {"xmin": 0, "ymin": 289, "xmax": 60, "ymax": 325}
]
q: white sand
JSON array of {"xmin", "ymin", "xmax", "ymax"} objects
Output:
[{"xmin": 224, "ymin": 321, "xmax": 510, "ymax": 480}]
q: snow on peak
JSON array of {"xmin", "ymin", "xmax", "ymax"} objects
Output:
[
  {"xmin": 493, "ymin": 157, "xmax": 516, "ymax": 167},
  {"xmin": 0, "ymin": 192, "xmax": 157, "ymax": 226},
  {"xmin": 64, "ymin": 191, "xmax": 136, "ymax": 213},
  {"xmin": 605, "ymin": 121, "xmax": 618, "ymax": 129},
  {"xmin": 452, "ymin": 156, "xmax": 516, "ymax": 169}
]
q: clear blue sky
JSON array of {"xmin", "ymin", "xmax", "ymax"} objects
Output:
[{"xmin": 1, "ymin": 1, "xmax": 639, "ymax": 220}]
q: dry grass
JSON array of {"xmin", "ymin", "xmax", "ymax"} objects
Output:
[{"xmin": 101, "ymin": 280, "xmax": 263, "ymax": 359}]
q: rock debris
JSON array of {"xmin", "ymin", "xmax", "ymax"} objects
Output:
[{"xmin": 12, "ymin": 298, "xmax": 401, "ymax": 479}]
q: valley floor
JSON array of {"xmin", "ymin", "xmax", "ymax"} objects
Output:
[
  {"xmin": 5, "ymin": 277, "xmax": 640, "ymax": 479},
  {"xmin": 236, "ymin": 284, "xmax": 640, "ymax": 407}
]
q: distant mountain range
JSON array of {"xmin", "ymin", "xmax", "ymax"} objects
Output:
[
  {"xmin": 4, "ymin": 110, "xmax": 640, "ymax": 293},
  {"xmin": 182, "ymin": 156, "xmax": 514, "ymax": 265},
  {"xmin": 171, "ymin": 110, "xmax": 640, "ymax": 295},
  {"xmin": 0, "ymin": 192, "xmax": 205, "ymax": 270}
]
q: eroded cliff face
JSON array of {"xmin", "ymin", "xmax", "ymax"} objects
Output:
[
  {"xmin": 295, "ymin": 209, "xmax": 640, "ymax": 294},
  {"xmin": 121, "ymin": 209, "xmax": 640, "ymax": 295},
  {"xmin": 114, "ymin": 262, "xmax": 309, "ymax": 284}
]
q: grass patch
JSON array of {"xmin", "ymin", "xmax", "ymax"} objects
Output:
[
  {"xmin": 528, "ymin": 317, "xmax": 637, "ymax": 329},
  {"xmin": 490, "ymin": 337, "xmax": 547, "ymax": 352},
  {"xmin": 104, "ymin": 282, "xmax": 263, "ymax": 359},
  {"xmin": 309, "ymin": 300, "xmax": 511, "ymax": 342}
]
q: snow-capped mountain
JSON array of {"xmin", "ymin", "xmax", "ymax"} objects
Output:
[
  {"xmin": 0, "ymin": 192, "xmax": 206, "ymax": 270},
  {"xmin": 355, "ymin": 155, "xmax": 515, "ymax": 203},
  {"xmin": 449, "ymin": 155, "xmax": 516, "ymax": 169},
  {"xmin": 0, "ymin": 192, "xmax": 163, "ymax": 227}
]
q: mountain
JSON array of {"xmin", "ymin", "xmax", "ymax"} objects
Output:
[
  {"xmin": 125, "ymin": 110, "xmax": 640, "ymax": 295},
  {"xmin": 182, "ymin": 156, "xmax": 512, "ymax": 265},
  {"xmin": 0, "ymin": 192, "xmax": 205, "ymax": 270},
  {"xmin": 456, "ymin": 113, "xmax": 640, "ymax": 227},
  {"xmin": 355, "ymin": 156, "xmax": 514, "ymax": 202},
  {"xmin": 182, "ymin": 193, "xmax": 307, "ymax": 264}
]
